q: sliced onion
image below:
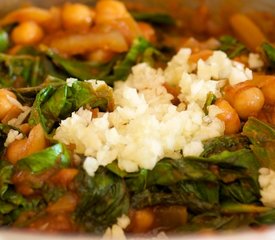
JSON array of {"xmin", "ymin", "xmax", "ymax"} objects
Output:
[{"xmin": 47, "ymin": 28, "xmax": 129, "ymax": 55}]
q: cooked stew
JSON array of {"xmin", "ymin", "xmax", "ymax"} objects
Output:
[{"xmin": 0, "ymin": 0, "xmax": 275, "ymax": 238}]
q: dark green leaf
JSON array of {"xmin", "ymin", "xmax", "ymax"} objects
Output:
[
  {"xmin": 47, "ymin": 49, "xmax": 117, "ymax": 81},
  {"xmin": 0, "ymin": 53, "xmax": 38, "ymax": 87},
  {"xmin": 107, "ymin": 161, "xmax": 128, "ymax": 178},
  {"xmin": 131, "ymin": 186, "xmax": 218, "ymax": 212},
  {"xmin": 75, "ymin": 168, "xmax": 129, "ymax": 233},
  {"xmin": 146, "ymin": 157, "xmax": 217, "ymax": 187},
  {"xmin": 131, "ymin": 12, "xmax": 175, "ymax": 25},
  {"xmin": 256, "ymin": 209, "xmax": 275, "ymax": 225},
  {"xmin": 243, "ymin": 117, "xmax": 275, "ymax": 170},
  {"xmin": 105, "ymin": 37, "xmax": 152, "ymax": 83},
  {"xmin": 219, "ymin": 35, "xmax": 247, "ymax": 58},
  {"xmin": 201, "ymin": 134, "xmax": 250, "ymax": 157},
  {"xmin": 0, "ymin": 160, "xmax": 13, "ymax": 198},
  {"xmin": 220, "ymin": 180, "xmax": 259, "ymax": 204},
  {"xmin": 28, "ymin": 80, "xmax": 113, "ymax": 132},
  {"xmin": 28, "ymin": 86, "xmax": 55, "ymax": 131},
  {"xmin": 262, "ymin": 42, "xmax": 275, "ymax": 68},
  {"xmin": 126, "ymin": 169, "xmax": 148, "ymax": 193}
]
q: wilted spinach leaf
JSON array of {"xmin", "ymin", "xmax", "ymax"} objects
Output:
[
  {"xmin": 131, "ymin": 12, "xmax": 175, "ymax": 25},
  {"xmin": 201, "ymin": 134, "xmax": 250, "ymax": 157},
  {"xmin": 262, "ymin": 42, "xmax": 275, "ymax": 69},
  {"xmin": 75, "ymin": 168, "xmax": 129, "ymax": 233},
  {"xmin": 28, "ymin": 80, "xmax": 113, "ymax": 132},
  {"xmin": 219, "ymin": 35, "xmax": 247, "ymax": 58},
  {"xmin": 243, "ymin": 117, "xmax": 275, "ymax": 170}
]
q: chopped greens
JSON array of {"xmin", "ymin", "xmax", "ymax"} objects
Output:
[
  {"xmin": 0, "ymin": 29, "xmax": 9, "ymax": 53},
  {"xmin": 75, "ymin": 168, "xmax": 129, "ymax": 233},
  {"xmin": 262, "ymin": 42, "xmax": 275, "ymax": 69},
  {"xmin": 219, "ymin": 35, "xmax": 247, "ymax": 58},
  {"xmin": 28, "ymin": 80, "xmax": 113, "ymax": 132},
  {"xmin": 243, "ymin": 117, "xmax": 275, "ymax": 170},
  {"xmin": 0, "ymin": 0, "xmax": 274, "ymax": 236},
  {"xmin": 131, "ymin": 12, "xmax": 175, "ymax": 25},
  {"xmin": 104, "ymin": 37, "xmax": 154, "ymax": 83},
  {"xmin": 0, "ymin": 160, "xmax": 38, "ymax": 225}
]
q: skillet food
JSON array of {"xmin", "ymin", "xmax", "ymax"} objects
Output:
[{"xmin": 0, "ymin": 0, "xmax": 275, "ymax": 238}]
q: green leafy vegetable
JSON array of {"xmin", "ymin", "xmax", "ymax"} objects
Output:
[
  {"xmin": 0, "ymin": 53, "xmax": 41, "ymax": 87},
  {"xmin": 75, "ymin": 168, "xmax": 129, "ymax": 233},
  {"xmin": 203, "ymin": 92, "xmax": 216, "ymax": 114},
  {"xmin": 0, "ymin": 160, "xmax": 38, "ymax": 225},
  {"xmin": 46, "ymin": 49, "xmax": 118, "ymax": 81},
  {"xmin": 46, "ymin": 37, "xmax": 156, "ymax": 86},
  {"xmin": 243, "ymin": 117, "xmax": 275, "ymax": 170},
  {"xmin": 131, "ymin": 12, "xmax": 175, "ymax": 25},
  {"xmin": 124, "ymin": 148, "xmax": 260, "ymax": 218},
  {"xmin": 28, "ymin": 80, "xmax": 113, "ymax": 132},
  {"xmin": 201, "ymin": 134, "xmax": 250, "ymax": 157},
  {"xmin": 262, "ymin": 42, "xmax": 275, "ymax": 68},
  {"xmin": 256, "ymin": 209, "xmax": 275, "ymax": 225},
  {"xmin": 0, "ymin": 29, "xmax": 9, "ymax": 53},
  {"xmin": 105, "ymin": 37, "xmax": 153, "ymax": 83},
  {"xmin": 16, "ymin": 143, "xmax": 70, "ymax": 173},
  {"xmin": 219, "ymin": 35, "xmax": 247, "ymax": 58}
]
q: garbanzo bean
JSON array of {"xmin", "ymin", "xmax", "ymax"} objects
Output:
[
  {"xmin": 95, "ymin": 0, "xmax": 129, "ymax": 24},
  {"xmin": 215, "ymin": 99, "xmax": 241, "ymax": 135},
  {"xmin": 6, "ymin": 124, "xmax": 48, "ymax": 164},
  {"xmin": 233, "ymin": 86, "xmax": 265, "ymax": 119},
  {"xmin": 11, "ymin": 21, "xmax": 44, "ymax": 45},
  {"xmin": 61, "ymin": 3, "xmax": 94, "ymax": 32},
  {"xmin": 260, "ymin": 79, "xmax": 275, "ymax": 105}
]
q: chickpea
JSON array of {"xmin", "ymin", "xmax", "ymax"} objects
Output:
[
  {"xmin": 95, "ymin": 0, "xmax": 129, "ymax": 24},
  {"xmin": 260, "ymin": 79, "xmax": 275, "ymax": 105},
  {"xmin": 0, "ymin": 89, "xmax": 18, "ymax": 120},
  {"xmin": 6, "ymin": 124, "xmax": 48, "ymax": 164},
  {"xmin": 215, "ymin": 99, "xmax": 241, "ymax": 135},
  {"xmin": 233, "ymin": 87, "xmax": 265, "ymax": 119},
  {"xmin": 223, "ymin": 81, "xmax": 254, "ymax": 106},
  {"xmin": 61, "ymin": 3, "xmax": 94, "ymax": 32},
  {"xmin": 11, "ymin": 21, "xmax": 44, "ymax": 45},
  {"xmin": 25, "ymin": 124, "xmax": 48, "ymax": 156},
  {"xmin": 6, "ymin": 138, "xmax": 28, "ymax": 165}
]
